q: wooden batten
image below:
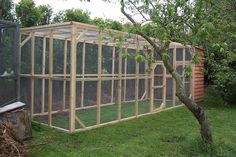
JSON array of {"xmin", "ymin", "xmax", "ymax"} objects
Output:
[
  {"xmin": 110, "ymin": 46, "xmax": 115, "ymax": 103},
  {"xmin": 69, "ymin": 26, "xmax": 77, "ymax": 132},
  {"xmin": 144, "ymin": 53, "xmax": 149, "ymax": 99},
  {"xmin": 62, "ymin": 39, "xmax": 68, "ymax": 110},
  {"xmin": 162, "ymin": 64, "xmax": 167, "ymax": 108},
  {"xmin": 117, "ymin": 44, "xmax": 122, "ymax": 120},
  {"xmin": 48, "ymin": 30, "xmax": 53, "ymax": 127},
  {"xmin": 30, "ymin": 32, "xmax": 35, "ymax": 117},
  {"xmin": 150, "ymin": 50, "xmax": 154, "ymax": 112},
  {"xmin": 96, "ymin": 31, "xmax": 102, "ymax": 125},
  {"xmin": 135, "ymin": 35, "xmax": 139, "ymax": 116},
  {"xmin": 172, "ymin": 46, "xmax": 176, "ymax": 106},
  {"xmin": 41, "ymin": 37, "xmax": 46, "ymax": 113},
  {"xmin": 123, "ymin": 48, "xmax": 127, "ymax": 101},
  {"xmin": 20, "ymin": 35, "xmax": 31, "ymax": 48},
  {"xmin": 80, "ymin": 42, "xmax": 86, "ymax": 108}
]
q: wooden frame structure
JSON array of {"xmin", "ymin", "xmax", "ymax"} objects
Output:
[{"xmin": 19, "ymin": 21, "xmax": 200, "ymax": 133}]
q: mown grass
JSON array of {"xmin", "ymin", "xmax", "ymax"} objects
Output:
[
  {"xmin": 27, "ymin": 90, "xmax": 236, "ymax": 157},
  {"xmin": 35, "ymin": 100, "xmax": 179, "ymax": 129}
]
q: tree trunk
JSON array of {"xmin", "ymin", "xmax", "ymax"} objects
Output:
[{"xmin": 163, "ymin": 60, "xmax": 212, "ymax": 142}]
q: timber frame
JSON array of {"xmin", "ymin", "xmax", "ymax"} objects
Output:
[{"xmin": 19, "ymin": 21, "xmax": 200, "ymax": 133}]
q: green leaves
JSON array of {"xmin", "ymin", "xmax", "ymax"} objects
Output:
[
  {"xmin": 184, "ymin": 65, "xmax": 192, "ymax": 78},
  {"xmin": 135, "ymin": 54, "xmax": 146, "ymax": 63},
  {"xmin": 161, "ymin": 52, "xmax": 170, "ymax": 61},
  {"xmin": 193, "ymin": 51, "xmax": 203, "ymax": 65}
]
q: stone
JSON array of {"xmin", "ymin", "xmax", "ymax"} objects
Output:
[{"xmin": 0, "ymin": 108, "xmax": 32, "ymax": 143}]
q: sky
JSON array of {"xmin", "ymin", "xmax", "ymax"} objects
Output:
[{"xmin": 13, "ymin": 0, "xmax": 130, "ymax": 22}]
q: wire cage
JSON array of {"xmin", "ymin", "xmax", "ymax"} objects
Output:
[
  {"xmin": 0, "ymin": 20, "xmax": 20, "ymax": 107},
  {"xmin": 19, "ymin": 21, "xmax": 201, "ymax": 132}
]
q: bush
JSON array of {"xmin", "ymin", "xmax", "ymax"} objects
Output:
[{"xmin": 213, "ymin": 69, "xmax": 236, "ymax": 105}]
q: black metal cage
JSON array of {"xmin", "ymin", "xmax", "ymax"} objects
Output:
[{"xmin": 0, "ymin": 20, "xmax": 20, "ymax": 106}]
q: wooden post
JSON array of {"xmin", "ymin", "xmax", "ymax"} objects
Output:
[
  {"xmin": 162, "ymin": 64, "xmax": 167, "ymax": 108},
  {"xmin": 80, "ymin": 42, "xmax": 85, "ymax": 108},
  {"xmin": 62, "ymin": 39, "xmax": 68, "ymax": 110},
  {"xmin": 172, "ymin": 46, "xmax": 176, "ymax": 106},
  {"xmin": 183, "ymin": 47, "xmax": 186, "ymax": 94},
  {"xmin": 48, "ymin": 31, "xmax": 53, "ymax": 127},
  {"xmin": 41, "ymin": 37, "xmax": 46, "ymax": 113},
  {"xmin": 30, "ymin": 32, "xmax": 35, "ymax": 117},
  {"xmin": 96, "ymin": 31, "xmax": 102, "ymax": 125},
  {"xmin": 123, "ymin": 48, "xmax": 127, "ymax": 101},
  {"xmin": 150, "ymin": 49, "xmax": 154, "ymax": 112},
  {"xmin": 144, "ymin": 52, "xmax": 149, "ymax": 100},
  {"xmin": 135, "ymin": 36, "xmax": 139, "ymax": 116},
  {"xmin": 110, "ymin": 46, "xmax": 115, "ymax": 103},
  {"xmin": 69, "ymin": 26, "xmax": 77, "ymax": 132},
  {"xmin": 117, "ymin": 44, "xmax": 122, "ymax": 120}
]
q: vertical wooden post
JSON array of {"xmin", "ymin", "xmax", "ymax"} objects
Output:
[
  {"xmin": 183, "ymin": 47, "xmax": 186, "ymax": 93},
  {"xmin": 48, "ymin": 31, "xmax": 53, "ymax": 127},
  {"xmin": 144, "ymin": 53, "xmax": 149, "ymax": 100},
  {"xmin": 62, "ymin": 39, "xmax": 68, "ymax": 110},
  {"xmin": 172, "ymin": 46, "xmax": 176, "ymax": 106},
  {"xmin": 96, "ymin": 31, "xmax": 102, "ymax": 125},
  {"xmin": 30, "ymin": 32, "xmax": 35, "ymax": 117},
  {"xmin": 110, "ymin": 46, "xmax": 115, "ymax": 103},
  {"xmin": 150, "ymin": 49, "xmax": 154, "ymax": 112},
  {"xmin": 69, "ymin": 26, "xmax": 77, "ymax": 132},
  {"xmin": 135, "ymin": 36, "xmax": 139, "ymax": 116},
  {"xmin": 41, "ymin": 37, "xmax": 46, "ymax": 113},
  {"xmin": 162, "ymin": 64, "xmax": 167, "ymax": 108},
  {"xmin": 117, "ymin": 44, "xmax": 122, "ymax": 120},
  {"xmin": 123, "ymin": 48, "xmax": 127, "ymax": 101},
  {"xmin": 81, "ymin": 42, "xmax": 86, "ymax": 108}
]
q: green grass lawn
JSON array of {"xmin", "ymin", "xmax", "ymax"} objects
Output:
[
  {"xmin": 28, "ymin": 93, "xmax": 236, "ymax": 157},
  {"xmin": 34, "ymin": 100, "xmax": 180, "ymax": 130}
]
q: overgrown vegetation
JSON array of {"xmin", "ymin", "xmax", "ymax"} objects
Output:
[{"xmin": 27, "ymin": 90, "xmax": 236, "ymax": 157}]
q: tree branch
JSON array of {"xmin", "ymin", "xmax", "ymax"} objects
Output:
[{"xmin": 128, "ymin": 0, "xmax": 149, "ymax": 22}]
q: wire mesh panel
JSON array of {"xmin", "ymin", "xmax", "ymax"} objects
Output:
[
  {"xmin": 52, "ymin": 80, "xmax": 69, "ymax": 130},
  {"xmin": 102, "ymin": 45, "xmax": 113, "ymax": 74},
  {"xmin": 77, "ymin": 42, "xmax": 83, "ymax": 75},
  {"xmin": 0, "ymin": 22, "xmax": 18, "ymax": 106},
  {"xmin": 21, "ymin": 39, "xmax": 31, "ymax": 74},
  {"xmin": 53, "ymin": 39, "xmax": 65, "ymax": 74},
  {"xmin": 85, "ymin": 43, "xmax": 98, "ymax": 74},
  {"xmin": 20, "ymin": 78, "xmax": 31, "ymax": 108},
  {"xmin": 33, "ymin": 78, "xmax": 42, "ymax": 114}
]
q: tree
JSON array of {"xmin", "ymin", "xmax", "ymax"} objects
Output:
[
  {"xmin": 15, "ymin": 0, "xmax": 40, "ymax": 27},
  {"xmin": 53, "ymin": 9, "xmax": 90, "ymax": 24},
  {"xmin": 52, "ymin": 11, "xmax": 65, "ymax": 24},
  {"xmin": 198, "ymin": 0, "xmax": 236, "ymax": 105},
  {"xmin": 37, "ymin": 5, "xmax": 53, "ymax": 25},
  {"xmin": 92, "ymin": 17, "xmax": 123, "ymax": 31},
  {"xmin": 119, "ymin": 0, "xmax": 213, "ymax": 142},
  {"xmin": 0, "ymin": 0, "xmax": 14, "ymax": 20}
]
